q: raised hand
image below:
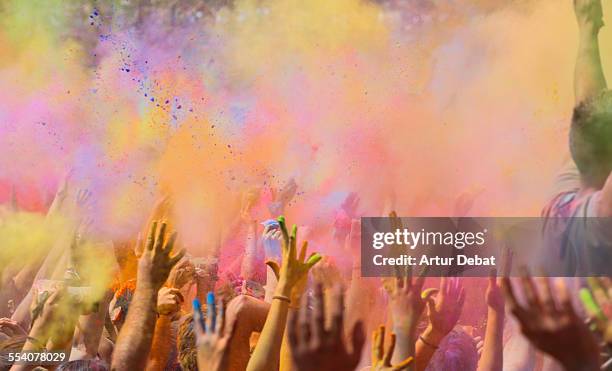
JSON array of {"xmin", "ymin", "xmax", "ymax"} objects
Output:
[
  {"xmin": 384, "ymin": 266, "xmax": 430, "ymax": 333},
  {"xmin": 137, "ymin": 221, "xmax": 184, "ymax": 291},
  {"xmin": 503, "ymin": 271, "xmax": 600, "ymax": 371},
  {"xmin": 574, "ymin": 0, "xmax": 603, "ymax": 29},
  {"xmin": 371, "ymin": 325, "xmax": 414, "ymax": 371},
  {"xmin": 580, "ymin": 277, "xmax": 611, "ymax": 344},
  {"xmin": 288, "ymin": 285, "xmax": 365, "ymax": 371},
  {"xmin": 268, "ymin": 179, "xmax": 297, "ymax": 216},
  {"xmin": 240, "ymin": 187, "xmax": 261, "ymax": 222},
  {"xmin": 156, "ymin": 287, "xmax": 184, "ymax": 316},
  {"xmin": 264, "ymin": 216, "xmax": 321, "ymax": 303},
  {"xmin": 0, "ymin": 318, "xmax": 27, "ymax": 337},
  {"xmin": 486, "ymin": 269, "xmax": 504, "ymax": 313},
  {"xmin": 167, "ymin": 257, "xmax": 195, "ymax": 290},
  {"xmin": 193, "ymin": 293, "xmax": 236, "ymax": 371},
  {"xmin": 426, "ymin": 277, "xmax": 466, "ymax": 339}
]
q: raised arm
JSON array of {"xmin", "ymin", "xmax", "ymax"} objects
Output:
[
  {"xmin": 415, "ymin": 277, "xmax": 465, "ymax": 371},
  {"xmin": 146, "ymin": 287, "xmax": 184, "ymax": 371},
  {"xmin": 246, "ymin": 216, "xmax": 321, "ymax": 371},
  {"xmin": 574, "ymin": 0, "xmax": 606, "ymax": 105},
  {"xmin": 111, "ymin": 222, "xmax": 184, "ymax": 371},
  {"xmin": 476, "ymin": 269, "xmax": 505, "ymax": 371}
]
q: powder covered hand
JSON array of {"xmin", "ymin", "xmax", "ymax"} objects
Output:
[
  {"xmin": 288, "ymin": 285, "xmax": 365, "ymax": 371},
  {"xmin": 137, "ymin": 221, "xmax": 185, "ymax": 291},
  {"xmin": 503, "ymin": 271, "xmax": 600, "ymax": 371}
]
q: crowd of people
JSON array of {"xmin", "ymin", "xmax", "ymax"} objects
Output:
[{"xmin": 2, "ymin": 0, "xmax": 612, "ymax": 370}]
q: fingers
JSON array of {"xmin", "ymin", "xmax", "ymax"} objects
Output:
[
  {"xmin": 312, "ymin": 284, "xmax": 325, "ymax": 343},
  {"xmin": 519, "ymin": 267, "xmax": 541, "ymax": 310},
  {"xmin": 502, "ymin": 277, "xmax": 528, "ymax": 322},
  {"xmin": 350, "ymin": 321, "xmax": 366, "ymax": 366},
  {"xmin": 383, "ymin": 333, "xmax": 396, "ymax": 366},
  {"xmin": 440, "ymin": 276, "xmax": 449, "ymax": 297},
  {"xmin": 265, "ymin": 260, "xmax": 281, "ymax": 280},
  {"xmin": 278, "ymin": 216, "xmax": 290, "ymax": 251},
  {"xmin": 206, "ymin": 292, "xmax": 216, "ymax": 333},
  {"xmin": 168, "ymin": 248, "xmax": 186, "ymax": 268},
  {"xmin": 414, "ymin": 265, "xmax": 429, "ymax": 291},
  {"xmin": 155, "ymin": 222, "xmax": 168, "ymax": 253},
  {"xmin": 192, "ymin": 299, "xmax": 205, "ymax": 337},
  {"xmin": 392, "ymin": 356, "xmax": 415, "ymax": 371},
  {"xmin": 457, "ymin": 287, "xmax": 466, "ymax": 310},
  {"xmin": 555, "ymin": 278, "xmax": 574, "ymax": 313},
  {"xmin": 299, "ymin": 239, "xmax": 307, "ymax": 262},
  {"xmin": 579, "ymin": 288, "xmax": 606, "ymax": 326},
  {"xmin": 489, "ymin": 268, "xmax": 497, "ymax": 288},
  {"xmin": 587, "ymin": 277, "xmax": 609, "ymax": 306},
  {"xmin": 164, "ymin": 231, "xmax": 178, "ymax": 254},
  {"xmin": 501, "ymin": 247, "xmax": 513, "ymax": 277},
  {"xmin": 404, "ymin": 265, "xmax": 413, "ymax": 290},
  {"xmin": 372, "ymin": 325, "xmax": 385, "ymax": 363},
  {"xmin": 305, "ymin": 252, "xmax": 322, "ymax": 269},
  {"xmin": 536, "ymin": 276, "xmax": 556, "ymax": 313},
  {"xmin": 217, "ymin": 299, "xmax": 226, "ymax": 335},
  {"xmin": 329, "ymin": 285, "xmax": 345, "ymax": 341},
  {"xmin": 147, "ymin": 221, "xmax": 158, "ymax": 251}
]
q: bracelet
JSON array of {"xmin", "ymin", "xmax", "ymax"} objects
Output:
[
  {"xmin": 418, "ymin": 335, "xmax": 439, "ymax": 349},
  {"xmin": 272, "ymin": 295, "xmax": 291, "ymax": 304}
]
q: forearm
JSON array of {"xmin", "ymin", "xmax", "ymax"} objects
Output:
[
  {"xmin": 111, "ymin": 286, "xmax": 158, "ymax": 371},
  {"xmin": 391, "ymin": 323, "xmax": 417, "ymax": 368},
  {"xmin": 11, "ymin": 290, "xmax": 33, "ymax": 329},
  {"xmin": 241, "ymin": 222, "xmax": 259, "ymax": 280},
  {"xmin": 146, "ymin": 315, "xmax": 173, "ymax": 371},
  {"xmin": 279, "ymin": 309, "xmax": 298, "ymax": 371},
  {"xmin": 415, "ymin": 326, "xmax": 445, "ymax": 371},
  {"xmin": 345, "ymin": 266, "xmax": 375, "ymax": 332},
  {"xmin": 477, "ymin": 309, "xmax": 504, "ymax": 371},
  {"xmin": 246, "ymin": 284, "xmax": 291, "ymax": 371},
  {"xmin": 77, "ymin": 290, "xmax": 113, "ymax": 358},
  {"xmin": 9, "ymin": 322, "xmax": 51, "ymax": 371},
  {"xmin": 575, "ymin": 21, "xmax": 606, "ymax": 104}
]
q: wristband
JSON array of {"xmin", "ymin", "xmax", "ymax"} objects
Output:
[
  {"xmin": 419, "ymin": 335, "xmax": 439, "ymax": 349},
  {"xmin": 272, "ymin": 295, "xmax": 291, "ymax": 304}
]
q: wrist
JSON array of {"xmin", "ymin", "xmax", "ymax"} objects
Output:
[
  {"xmin": 421, "ymin": 326, "xmax": 445, "ymax": 346},
  {"xmin": 136, "ymin": 278, "xmax": 162, "ymax": 294},
  {"xmin": 275, "ymin": 280, "xmax": 292, "ymax": 297},
  {"xmin": 578, "ymin": 21, "xmax": 602, "ymax": 37}
]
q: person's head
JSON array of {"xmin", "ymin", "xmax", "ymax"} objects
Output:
[
  {"xmin": 570, "ymin": 91, "xmax": 612, "ymax": 188},
  {"xmin": 425, "ymin": 329, "xmax": 478, "ymax": 371},
  {"xmin": 56, "ymin": 359, "xmax": 109, "ymax": 371},
  {"xmin": 177, "ymin": 314, "xmax": 198, "ymax": 371}
]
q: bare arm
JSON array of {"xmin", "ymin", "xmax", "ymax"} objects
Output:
[
  {"xmin": 146, "ymin": 287, "xmax": 183, "ymax": 371},
  {"xmin": 477, "ymin": 272, "xmax": 505, "ymax": 371},
  {"xmin": 246, "ymin": 217, "xmax": 321, "ymax": 371},
  {"xmin": 111, "ymin": 284, "xmax": 158, "ymax": 371},
  {"xmin": 415, "ymin": 278, "xmax": 465, "ymax": 371},
  {"xmin": 574, "ymin": 0, "xmax": 606, "ymax": 105},
  {"xmin": 240, "ymin": 221, "xmax": 259, "ymax": 280},
  {"xmin": 111, "ymin": 222, "xmax": 183, "ymax": 371},
  {"xmin": 146, "ymin": 315, "xmax": 175, "ymax": 371},
  {"xmin": 226, "ymin": 295, "xmax": 270, "ymax": 371}
]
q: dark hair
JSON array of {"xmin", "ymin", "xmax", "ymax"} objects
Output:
[
  {"xmin": 570, "ymin": 91, "xmax": 612, "ymax": 188},
  {"xmin": 56, "ymin": 359, "xmax": 109, "ymax": 371},
  {"xmin": 177, "ymin": 314, "xmax": 198, "ymax": 371}
]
